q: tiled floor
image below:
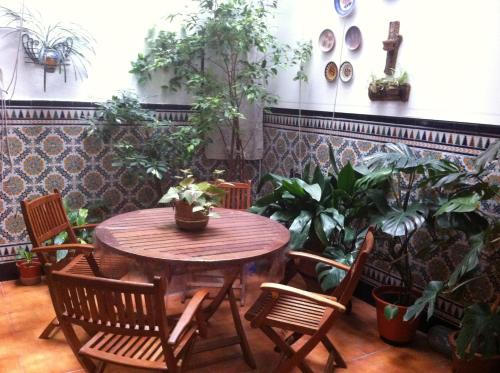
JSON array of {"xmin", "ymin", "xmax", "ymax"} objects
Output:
[{"xmin": 0, "ymin": 275, "xmax": 452, "ymax": 373}]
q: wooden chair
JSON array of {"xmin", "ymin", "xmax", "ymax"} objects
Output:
[
  {"xmin": 20, "ymin": 189, "xmax": 121, "ymax": 339},
  {"xmin": 46, "ymin": 265, "xmax": 209, "ymax": 373},
  {"xmin": 184, "ymin": 181, "xmax": 252, "ymax": 306},
  {"xmin": 245, "ymin": 227, "xmax": 375, "ymax": 372}
]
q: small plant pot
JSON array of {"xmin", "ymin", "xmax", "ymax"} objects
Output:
[
  {"xmin": 174, "ymin": 200, "xmax": 209, "ymax": 231},
  {"xmin": 16, "ymin": 259, "xmax": 42, "ymax": 285},
  {"xmin": 448, "ymin": 331, "xmax": 500, "ymax": 373},
  {"xmin": 372, "ymin": 285, "xmax": 421, "ymax": 344}
]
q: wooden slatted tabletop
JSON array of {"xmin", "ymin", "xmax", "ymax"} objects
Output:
[{"xmin": 95, "ymin": 207, "xmax": 290, "ymax": 267}]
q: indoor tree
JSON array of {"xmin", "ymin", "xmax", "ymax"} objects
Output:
[{"xmin": 131, "ymin": 0, "xmax": 311, "ymax": 180}]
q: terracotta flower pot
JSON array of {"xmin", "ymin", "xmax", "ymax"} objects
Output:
[
  {"xmin": 448, "ymin": 331, "xmax": 500, "ymax": 373},
  {"xmin": 372, "ymin": 285, "xmax": 421, "ymax": 344},
  {"xmin": 174, "ymin": 200, "xmax": 209, "ymax": 231},
  {"xmin": 16, "ymin": 259, "xmax": 42, "ymax": 285}
]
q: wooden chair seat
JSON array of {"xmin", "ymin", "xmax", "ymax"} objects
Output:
[
  {"xmin": 246, "ymin": 292, "xmax": 329, "ymax": 335},
  {"xmin": 61, "ymin": 254, "xmax": 127, "ymax": 279},
  {"xmin": 80, "ymin": 328, "xmax": 197, "ymax": 371}
]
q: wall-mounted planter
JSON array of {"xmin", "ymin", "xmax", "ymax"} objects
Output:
[{"xmin": 368, "ymin": 83, "xmax": 411, "ymax": 102}]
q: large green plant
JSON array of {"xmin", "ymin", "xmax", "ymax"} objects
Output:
[
  {"xmin": 88, "ymin": 92, "xmax": 202, "ymax": 196},
  {"xmin": 131, "ymin": 0, "xmax": 311, "ymax": 180},
  {"xmin": 250, "ymin": 146, "xmax": 378, "ymax": 290}
]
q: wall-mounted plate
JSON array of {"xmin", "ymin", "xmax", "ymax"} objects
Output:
[
  {"xmin": 340, "ymin": 61, "xmax": 353, "ymax": 82},
  {"xmin": 345, "ymin": 25, "xmax": 362, "ymax": 50},
  {"xmin": 318, "ymin": 29, "xmax": 335, "ymax": 52},
  {"xmin": 324, "ymin": 61, "xmax": 338, "ymax": 82},
  {"xmin": 334, "ymin": 0, "xmax": 355, "ymax": 17}
]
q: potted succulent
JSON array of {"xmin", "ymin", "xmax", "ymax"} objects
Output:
[
  {"xmin": 448, "ymin": 297, "xmax": 500, "ymax": 373},
  {"xmin": 16, "ymin": 248, "xmax": 42, "ymax": 285},
  {"xmin": 159, "ymin": 169, "xmax": 225, "ymax": 231}
]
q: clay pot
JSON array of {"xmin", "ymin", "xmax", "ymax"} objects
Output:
[
  {"xmin": 174, "ymin": 200, "xmax": 209, "ymax": 231},
  {"xmin": 372, "ymin": 285, "xmax": 421, "ymax": 344},
  {"xmin": 16, "ymin": 259, "xmax": 42, "ymax": 285},
  {"xmin": 448, "ymin": 332, "xmax": 500, "ymax": 373}
]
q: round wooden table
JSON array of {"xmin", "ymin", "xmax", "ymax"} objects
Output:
[{"xmin": 94, "ymin": 207, "xmax": 290, "ymax": 369}]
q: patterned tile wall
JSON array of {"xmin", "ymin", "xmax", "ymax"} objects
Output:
[
  {"xmin": 0, "ymin": 103, "xmax": 260, "ymax": 265},
  {"xmin": 261, "ymin": 109, "xmax": 500, "ymax": 325}
]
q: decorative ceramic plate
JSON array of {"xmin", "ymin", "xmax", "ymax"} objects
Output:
[
  {"xmin": 334, "ymin": 0, "xmax": 355, "ymax": 17},
  {"xmin": 345, "ymin": 25, "xmax": 362, "ymax": 50},
  {"xmin": 340, "ymin": 61, "xmax": 353, "ymax": 82},
  {"xmin": 318, "ymin": 29, "xmax": 335, "ymax": 52},
  {"xmin": 324, "ymin": 61, "xmax": 338, "ymax": 82}
]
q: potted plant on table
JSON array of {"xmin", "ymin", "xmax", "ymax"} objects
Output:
[
  {"xmin": 16, "ymin": 248, "xmax": 42, "ymax": 285},
  {"xmin": 159, "ymin": 169, "xmax": 225, "ymax": 231}
]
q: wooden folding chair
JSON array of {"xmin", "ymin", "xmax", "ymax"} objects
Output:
[
  {"xmin": 21, "ymin": 189, "xmax": 122, "ymax": 339},
  {"xmin": 46, "ymin": 265, "xmax": 209, "ymax": 373},
  {"xmin": 184, "ymin": 181, "xmax": 252, "ymax": 306},
  {"xmin": 245, "ymin": 227, "xmax": 375, "ymax": 372}
]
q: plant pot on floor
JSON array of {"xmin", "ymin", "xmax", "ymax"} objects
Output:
[
  {"xmin": 448, "ymin": 332, "xmax": 500, "ymax": 373},
  {"xmin": 372, "ymin": 285, "xmax": 421, "ymax": 344},
  {"xmin": 16, "ymin": 259, "xmax": 42, "ymax": 285},
  {"xmin": 174, "ymin": 200, "xmax": 209, "ymax": 231}
]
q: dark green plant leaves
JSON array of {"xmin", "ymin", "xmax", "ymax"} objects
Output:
[
  {"xmin": 435, "ymin": 193, "xmax": 482, "ymax": 216},
  {"xmin": 404, "ymin": 281, "xmax": 444, "ymax": 321},
  {"xmin": 447, "ymin": 233, "xmax": 485, "ymax": 288},
  {"xmin": 456, "ymin": 303, "xmax": 500, "ymax": 359},
  {"xmin": 289, "ymin": 211, "xmax": 313, "ymax": 249},
  {"xmin": 379, "ymin": 203, "xmax": 428, "ymax": 237},
  {"xmin": 337, "ymin": 162, "xmax": 356, "ymax": 194},
  {"xmin": 384, "ymin": 304, "xmax": 399, "ymax": 320}
]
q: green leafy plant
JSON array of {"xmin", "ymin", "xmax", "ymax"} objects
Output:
[
  {"xmin": 403, "ymin": 140, "xmax": 499, "ymax": 319},
  {"xmin": 131, "ymin": 0, "xmax": 312, "ymax": 180},
  {"xmin": 369, "ymin": 70, "xmax": 408, "ymax": 94},
  {"xmin": 455, "ymin": 299, "xmax": 500, "ymax": 359},
  {"xmin": 250, "ymin": 146, "xmax": 377, "ymax": 290},
  {"xmin": 354, "ymin": 143, "xmax": 463, "ymax": 318},
  {"xmin": 16, "ymin": 248, "xmax": 35, "ymax": 264},
  {"xmin": 0, "ymin": 5, "xmax": 94, "ymax": 82},
  {"xmin": 159, "ymin": 169, "xmax": 225, "ymax": 216},
  {"xmin": 87, "ymin": 92, "xmax": 202, "ymax": 196}
]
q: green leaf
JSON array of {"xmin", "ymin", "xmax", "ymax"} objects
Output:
[
  {"xmin": 447, "ymin": 232, "xmax": 485, "ymax": 287},
  {"xmin": 354, "ymin": 168, "xmax": 393, "ymax": 191},
  {"xmin": 379, "ymin": 203, "xmax": 428, "ymax": 237},
  {"xmin": 434, "ymin": 193, "xmax": 482, "ymax": 216},
  {"xmin": 337, "ymin": 162, "xmax": 356, "ymax": 194},
  {"xmin": 384, "ymin": 304, "xmax": 399, "ymax": 320},
  {"xmin": 56, "ymin": 249, "xmax": 69, "ymax": 262},
  {"xmin": 289, "ymin": 210, "xmax": 313, "ymax": 249},
  {"xmin": 159, "ymin": 187, "xmax": 179, "ymax": 204},
  {"xmin": 404, "ymin": 281, "xmax": 444, "ymax": 321},
  {"xmin": 270, "ymin": 210, "xmax": 296, "ymax": 223},
  {"xmin": 54, "ymin": 232, "xmax": 68, "ymax": 245}
]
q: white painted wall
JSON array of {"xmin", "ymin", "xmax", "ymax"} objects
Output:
[
  {"xmin": 270, "ymin": 0, "xmax": 500, "ymax": 125},
  {"xmin": 1, "ymin": 0, "xmax": 499, "ymax": 125},
  {"xmin": 0, "ymin": 0, "xmax": 193, "ymax": 103}
]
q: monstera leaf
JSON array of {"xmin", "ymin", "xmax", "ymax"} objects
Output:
[
  {"xmin": 378, "ymin": 203, "xmax": 428, "ymax": 237},
  {"xmin": 435, "ymin": 193, "xmax": 482, "ymax": 216},
  {"xmin": 404, "ymin": 281, "xmax": 444, "ymax": 321}
]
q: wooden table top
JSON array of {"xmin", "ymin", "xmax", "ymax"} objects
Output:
[{"xmin": 95, "ymin": 208, "xmax": 290, "ymax": 267}]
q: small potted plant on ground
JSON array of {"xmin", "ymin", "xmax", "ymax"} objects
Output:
[
  {"xmin": 16, "ymin": 248, "xmax": 42, "ymax": 285},
  {"xmin": 159, "ymin": 169, "xmax": 225, "ymax": 231}
]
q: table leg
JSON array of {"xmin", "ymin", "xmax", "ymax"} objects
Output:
[{"xmin": 194, "ymin": 266, "xmax": 256, "ymax": 369}]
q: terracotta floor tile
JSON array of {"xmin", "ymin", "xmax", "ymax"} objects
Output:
[{"xmin": 0, "ymin": 275, "xmax": 452, "ymax": 373}]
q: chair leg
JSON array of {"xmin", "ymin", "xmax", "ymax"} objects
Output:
[
  {"xmin": 59, "ymin": 321, "xmax": 96, "ymax": 372},
  {"xmin": 39, "ymin": 317, "xmax": 60, "ymax": 339},
  {"xmin": 228, "ymin": 287, "xmax": 256, "ymax": 369},
  {"xmin": 322, "ymin": 336, "xmax": 347, "ymax": 369}
]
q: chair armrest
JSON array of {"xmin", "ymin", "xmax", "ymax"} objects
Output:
[
  {"xmin": 287, "ymin": 251, "xmax": 351, "ymax": 272},
  {"xmin": 32, "ymin": 243, "xmax": 94, "ymax": 254},
  {"xmin": 72, "ymin": 223, "xmax": 98, "ymax": 232},
  {"xmin": 168, "ymin": 289, "xmax": 209, "ymax": 346},
  {"xmin": 260, "ymin": 283, "xmax": 346, "ymax": 312}
]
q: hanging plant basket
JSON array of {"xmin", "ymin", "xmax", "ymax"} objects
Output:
[{"xmin": 368, "ymin": 83, "xmax": 411, "ymax": 102}]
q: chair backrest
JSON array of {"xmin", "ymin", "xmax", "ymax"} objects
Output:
[
  {"xmin": 217, "ymin": 181, "xmax": 252, "ymax": 210},
  {"xmin": 48, "ymin": 269, "xmax": 169, "ymax": 338},
  {"xmin": 21, "ymin": 189, "xmax": 78, "ymax": 248},
  {"xmin": 331, "ymin": 227, "xmax": 375, "ymax": 306}
]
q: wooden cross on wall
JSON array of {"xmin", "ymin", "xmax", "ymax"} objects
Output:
[{"xmin": 383, "ymin": 21, "xmax": 402, "ymax": 75}]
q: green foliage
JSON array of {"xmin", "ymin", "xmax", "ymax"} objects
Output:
[
  {"xmin": 131, "ymin": 0, "xmax": 311, "ymax": 179},
  {"xmin": 16, "ymin": 248, "xmax": 35, "ymax": 264},
  {"xmin": 87, "ymin": 92, "xmax": 202, "ymax": 193},
  {"xmin": 456, "ymin": 302, "xmax": 500, "ymax": 359},
  {"xmin": 369, "ymin": 70, "xmax": 408, "ymax": 94},
  {"xmin": 159, "ymin": 169, "xmax": 225, "ymax": 216},
  {"xmin": 384, "ymin": 304, "xmax": 399, "ymax": 320}
]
